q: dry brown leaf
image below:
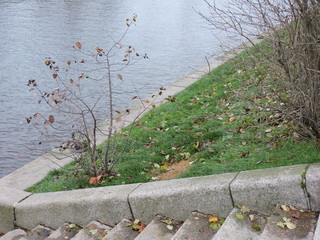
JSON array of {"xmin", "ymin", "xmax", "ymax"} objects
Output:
[
  {"xmin": 89, "ymin": 177, "xmax": 98, "ymax": 185},
  {"xmin": 137, "ymin": 223, "xmax": 146, "ymax": 232},
  {"xmin": 48, "ymin": 115, "xmax": 55, "ymax": 124},
  {"xmin": 75, "ymin": 41, "xmax": 82, "ymax": 49},
  {"xmin": 290, "ymin": 210, "xmax": 301, "ymax": 219}
]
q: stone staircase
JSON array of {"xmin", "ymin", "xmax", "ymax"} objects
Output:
[{"xmin": 1, "ymin": 205, "xmax": 319, "ymax": 240}]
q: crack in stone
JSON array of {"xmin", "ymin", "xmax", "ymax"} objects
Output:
[
  {"xmin": 127, "ymin": 183, "xmax": 143, "ymax": 220},
  {"xmin": 229, "ymin": 172, "xmax": 240, "ymax": 207},
  {"xmin": 302, "ymin": 165, "xmax": 312, "ymax": 210}
]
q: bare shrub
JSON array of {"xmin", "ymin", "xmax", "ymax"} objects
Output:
[
  {"xmin": 27, "ymin": 16, "xmax": 155, "ymax": 181},
  {"xmin": 201, "ymin": 0, "xmax": 320, "ymax": 139}
]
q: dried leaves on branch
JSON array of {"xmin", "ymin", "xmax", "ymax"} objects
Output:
[{"xmin": 201, "ymin": 0, "xmax": 320, "ymax": 139}]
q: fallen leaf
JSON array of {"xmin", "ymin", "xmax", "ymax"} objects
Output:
[
  {"xmin": 240, "ymin": 206, "xmax": 250, "ymax": 214},
  {"xmin": 137, "ymin": 224, "xmax": 146, "ymax": 232},
  {"xmin": 75, "ymin": 41, "xmax": 82, "ymax": 49},
  {"xmin": 89, "ymin": 229, "xmax": 98, "ymax": 235},
  {"xmin": 285, "ymin": 222, "xmax": 296, "ymax": 230},
  {"xmin": 290, "ymin": 210, "xmax": 301, "ymax": 219},
  {"xmin": 236, "ymin": 214, "xmax": 244, "ymax": 220},
  {"xmin": 199, "ymin": 228, "xmax": 205, "ymax": 232},
  {"xmin": 277, "ymin": 222, "xmax": 285, "ymax": 229},
  {"xmin": 68, "ymin": 224, "xmax": 77, "ymax": 229},
  {"xmin": 166, "ymin": 225, "xmax": 173, "ymax": 231},
  {"xmin": 210, "ymin": 222, "xmax": 221, "ymax": 230},
  {"xmin": 281, "ymin": 205, "xmax": 291, "ymax": 212},
  {"xmin": 252, "ymin": 226, "xmax": 261, "ymax": 231},
  {"xmin": 52, "ymin": 73, "xmax": 58, "ymax": 79},
  {"xmin": 117, "ymin": 74, "xmax": 123, "ymax": 80},
  {"xmin": 249, "ymin": 214, "xmax": 255, "ymax": 222},
  {"xmin": 133, "ymin": 219, "xmax": 140, "ymax": 225},
  {"xmin": 48, "ymin": 115, "xmax": 55, "ymax": 124},
  {"xmin": 209, "ymin": 215, "xmax": 219, "ymax": 223},
  {"xmin": 229, "ymin": 117, "xmax": 237, "ymax": 122},
  {"xmin": 265, "ymin": 128, "xmax": 272, "ymax": 133},
  {"xmin": 239, "ymin": 128, "xmax": 246, "ymax": 134}
]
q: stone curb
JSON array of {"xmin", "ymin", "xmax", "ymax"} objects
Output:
[
  {"xmin": 0, "ymin": 188, "xmax": 31, "ymax": 233},
  {"xmin": 1, "ymin": 163, "xmax": 319, "ymax": 233}
]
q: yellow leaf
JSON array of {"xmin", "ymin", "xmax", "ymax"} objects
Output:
[
  {"xmin": 281, "ymin": 205, "xmax": 291, "ymax": 212},
  {"xmin": 209, "ymin": 215, "xmax": 219, "ymax": 223}
]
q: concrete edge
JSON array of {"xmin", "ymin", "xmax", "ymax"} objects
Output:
[{"xmin": 0, "ymin": 163, "xmax": 317, "ymax": 233}]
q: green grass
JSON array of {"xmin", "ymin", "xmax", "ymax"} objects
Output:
[{"xmin": 26, "ymin": 44, "xmax": 320, "ymax": 193}]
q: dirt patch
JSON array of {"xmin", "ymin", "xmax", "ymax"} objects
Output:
[{"xmin": 155, "ymin": 160, "xmax": 190, "ymax": 180}]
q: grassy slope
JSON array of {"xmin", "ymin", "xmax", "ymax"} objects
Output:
[{"xmin": 26, "ymin": 47, "xmax": 320, "ymax": 193}]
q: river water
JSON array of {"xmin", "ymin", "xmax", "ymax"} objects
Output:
[{"xmin": 0, "ymin": 0, "xmax": 227, "ymax": 178}]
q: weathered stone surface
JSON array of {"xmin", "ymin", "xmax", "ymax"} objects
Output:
[
  {"xmin": 72, "ymin": 221, "xmax": 112, "ymax": 240},
  {"xmin": 259, "ymin": 205, "xmax": 317, "ymax": 240},
  {"xmin": 0, "ymin": 187, "xmax": 31, "ymax": 233},
  {"xmin": 313, "ymin": 215, "xmax": 320, "ymax": 240},
  {"xmin": 231, "ymin": 165, "xmax": 309, "ymax": 214},
  {"xmin": 0, "ymin": 150, "xmax": 75, "ymax": 191},
  {"xmin": 15, "ymin": 184, "xmax": 140, "ymax": 230},
  {"xmin": 172, "ymin": 212, "xmax": 217, "ymax": 240},
  {"xmin": 129, "ymin": 173, "xmax": 237, "ymax": 223},
  {"xmin": 103, "ymin": 219, "xmax": 139, "ymax": 240},
  {"xmin": 0, "ymin": 229, "xmax": 26, "ymax": 240},
  {"xmin": 212, "ymin": 208, "xmax": 267, "ymax": 240},
  {"xmin": 134, "ymin": 215, "xmax": 181, "ymax": 240},
  {"xmin": 20, "ymin": 225, "xmax": 53, "ymax": 240},
  {"xmin": 47, "ymin": 223, "xmax": 81, "ymax": 240},
  {"xmin": 306, "ymin": 163, "xmax": 320, "ymax": 211}
]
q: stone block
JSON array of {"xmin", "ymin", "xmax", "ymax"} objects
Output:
[
  {"xmin": 129, "ymin": 173, "xmax": 237, "ymax": 223},
  {"xmin": 230, "ymin": 165, "xmax": 309, "ymax": 214},
  {"xmin": 306, "ymin": 163, "xmax": 320, "ymax": 211},
  {"xmin": 15, "ymin": 184, "xmax": 140, "ymax": 230},
  {"xmin": 0, "ymin": 187, "xmax": 31, "ymax": 233}
]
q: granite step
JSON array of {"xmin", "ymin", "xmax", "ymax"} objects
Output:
[
  {"xmin": 212, "ymin": 207, "xmax": 268, "ymax": 240},
  {"xmin": 102, "ymin": 219, "xmax": 139, "ymax": 240},
  {"xmin": 46, "ymin": 223, "xmax": 81, "ymax": 240},
  {"xmin": 1, "ymin": 205, "xmax": 320, "ymax": 240},
  {"xmin": 0, "ymin": 229, "xmax": 26, "ymax": 240},
  {"xmin": 71, "ymin": 221, "xmax": 112, "ymax": 240},
  {"xmin": 134, "ymin": 215, "xmax": 182, "ymax": 240},
  {"xmin": 20, "ymin": 225, "xmax": 53, "ymax": 240},
  {"xmin": 172, "ymin": 211, "xmax": 218, "ymax": 240},
  {"xmin": 259, "ymin": 204, "xmax": 318, "ymax": 240}
]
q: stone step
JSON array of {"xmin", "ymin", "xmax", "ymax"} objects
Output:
[
  {"xmin": 313, "ymin": 216, "xmax": 320, "ymax": 240},
  {"xmin": 134, "ymin": 215, "xmax": 182, "ymax": 240},
  {"xmin": 0, "ymin": 229, "xmax": 26, "ymax": 240},
  {"xmin": 212, "ymin": 207, "xmax": 268, "ymax": 240},
  {"xmin": 102, "ymin": 219, "xmax": 139, "ymax": 240},
  {"xmin": 47, "ymin": 223, "xmax": 81, "ymax": 240},
  {"xmin": 172, "ymin": 212, "xmax": 218, "ymax": 240},
  {"xmin": 259, "ymin": 204, "xmax": 318, "ymax": 240},
  {"xmin": 2, "ymin": 204, "xmax": 319, "ymax": 240},
  {"xmin": 71, "ymin": 221, "xmax": 112, "ymax": 240},
  {"xmin": 20, "ymin": 225, "xmax": 53, "ymax": 240}
]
